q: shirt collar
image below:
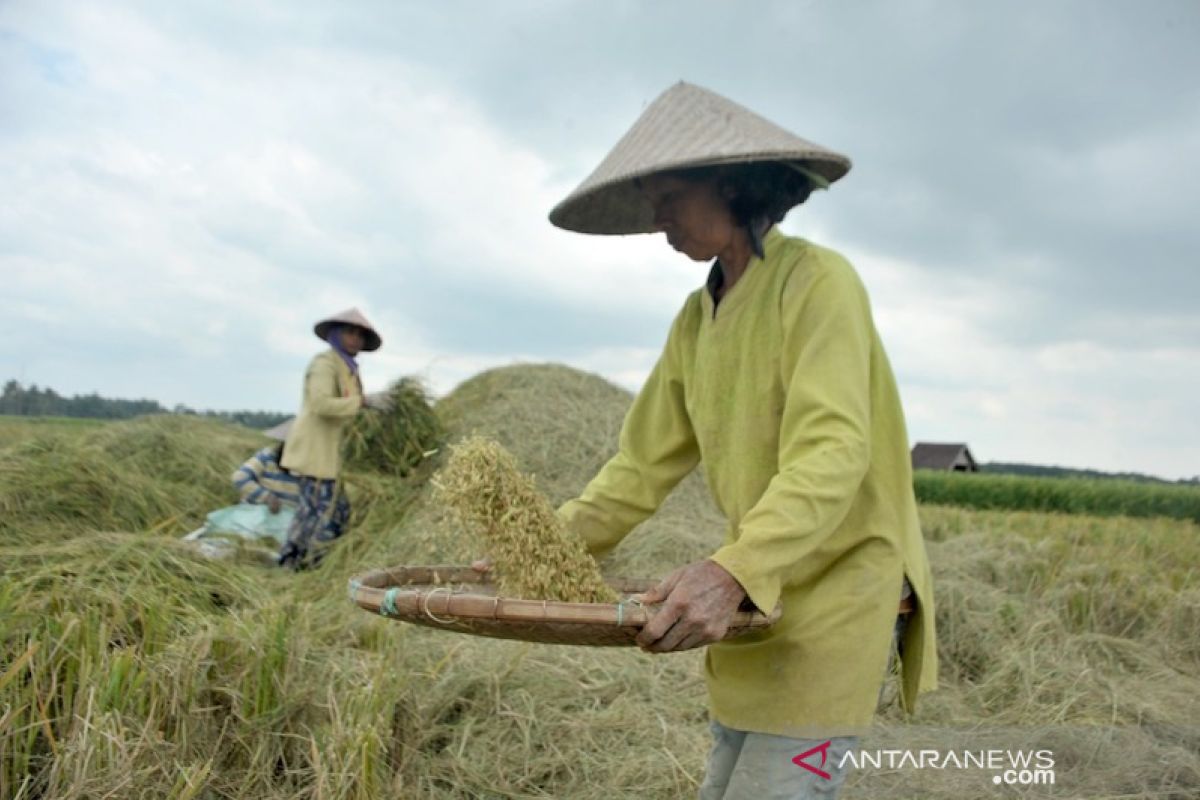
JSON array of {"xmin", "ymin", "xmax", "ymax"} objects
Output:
[
  {"xmin": 704, "ymin": 226, "xmax": 783, "ymax": 306},
  {"xmin": 705, "ymin": 260, "xmax": 725, "ymax": 304}
]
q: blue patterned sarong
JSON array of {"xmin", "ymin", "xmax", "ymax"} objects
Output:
[{"xmin": 276, "ymin": 476, "xmax": 350, "ymax": 570}]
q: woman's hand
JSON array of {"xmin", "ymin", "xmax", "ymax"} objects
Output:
[
  {"xmin": 471, "ymin": 558, "xmax": 492, "ymax": 573},
  {"xmin": 634, "ymin": 559, "xmax": 747, "ymax": 653},
  {"xmin": 363, "ymin": 392, "xmax": 394, "ymax": 412}
]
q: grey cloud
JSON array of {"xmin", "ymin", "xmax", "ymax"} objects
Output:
[
  {"xmin": 385, "ymin": 277, "xmax": 674, "ymax": 358},
  {"xmin": 75, "ymin": 1, "xmax": 1199, "ymax": 346}
]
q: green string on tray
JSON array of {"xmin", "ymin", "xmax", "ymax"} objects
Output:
[
  {"xmin": 380, "ymin": 587, "xmax": 400, "ymax": 617},
  {"xmin": 616, "ymin": 597, "xmax": 644, "ymax": 626}
]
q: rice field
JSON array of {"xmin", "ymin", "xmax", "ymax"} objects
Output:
[
  {"xmin": 0, "ymin": 415, "xmax": 105, "ymax": 450},
  {"xmin": 915, "ymin": 469, "xmax": 1200, "ymax": 523},
  {"xmin": 1, "ymin": 364, "xmax": 1198, "ymax": 799}
]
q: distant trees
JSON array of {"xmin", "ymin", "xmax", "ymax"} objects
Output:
[
  {"xmin": 0, "ymin": 379, "xmax": 288, "ymax": 430},
  {"xmin": 981, "ymin": 460, "xmax": 1196, "ymax": 486}
]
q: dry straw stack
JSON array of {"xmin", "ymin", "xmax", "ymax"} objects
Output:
[
  {"xmin": 391, "ymin": 363, "xmax": 727, "ymax": 573},
  {"xmin": 433, "ymin": 435, "xmax": 618, "ymax": 603},
  {"xmin": 0, "ymin": 415, "xmax": 265, "ymax": 545}
]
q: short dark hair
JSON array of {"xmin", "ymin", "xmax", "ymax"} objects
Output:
[{"xmin": 668, "ymin": 162, "xmax": 816, "ymax": 256}]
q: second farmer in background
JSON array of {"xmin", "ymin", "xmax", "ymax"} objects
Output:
[{"xmin": 277, "ymin": 307, "xmax": 384, "ymax": 570}]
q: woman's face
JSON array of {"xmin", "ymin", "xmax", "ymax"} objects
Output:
[
  {"xmin": 640, "ymin": 173, "xmax": 738, "ymax": 262},
  {"xmin": 339, "ymin": 326, "xmax": 366, "ymax": 355}
]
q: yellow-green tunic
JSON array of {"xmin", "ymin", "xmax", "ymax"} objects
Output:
[
  {"xmin": 559, "ymin": 228, "xmax": 937, "ymax": 737},
  {"xmin": 281, "ymin": 349, "xmax": 362, "ymax": 480}
]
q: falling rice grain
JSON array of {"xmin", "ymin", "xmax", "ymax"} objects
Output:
[{"xmin": 433, "ymin": 436, "xmax": 617, "ymax": 603}]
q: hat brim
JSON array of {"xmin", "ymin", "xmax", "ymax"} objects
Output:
[
  {"xmin": 314, "ymin": 321, "xmax": 382, "ymax": 352},
  {"xmin": 263, "ymin": 418, "xmax": 294, "ymax": 441},
  {"xmin": 549, "ymin": 154, "xmax": 850, "ymax": 236},
  {"xmin": 549, "ymin": 82, "xmax": 853, "ymax": 236}
]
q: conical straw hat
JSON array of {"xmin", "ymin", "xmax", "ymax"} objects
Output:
[
  {"xmin": 549, "ymin": 82, "xmax": 851, "ymax": 235},
  {"xmin": 313, "ymin": 307, "xmax": 382, "ymax": 351},
  {"xmin": 263, "ymin": 417, "xmax": 294, "ymax": 442}
]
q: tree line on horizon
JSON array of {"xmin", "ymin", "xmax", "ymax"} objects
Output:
[
  {"xmin": 981, "ymin": 461, "xmax": 1199, "ymax": 486},
  {"xmin": 0, "ymin": 379, "xmax": 289, "ymax": 430}
]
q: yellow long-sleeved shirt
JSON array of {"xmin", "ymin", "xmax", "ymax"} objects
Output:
[
  {"xmin": 280, "ymin": 349, "xmax": 362, "ymax": 480},
  {"xmin": 559, "ymin": 228, "xmax": 937, "ymax": 737}
]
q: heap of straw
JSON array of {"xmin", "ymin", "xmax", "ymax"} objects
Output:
[
  {"xmin": 0, "ymin": 415, "xmax": 264, "ymax": 544},
  {"xmin": 433, "ymin": 436, "xmax": 618, "ymax": 603},
  {"xmin": 397, "ymin": 364, "xmax": 726, "ymax": 575},
  {"xmin": 343, "ymin": 377, "xmax": 443, "ymax": 477}
]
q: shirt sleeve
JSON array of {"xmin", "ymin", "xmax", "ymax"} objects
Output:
[
  {"xmin": 231, "ymin": 450, "xmax": 269, "ymax": 504},
  {"xmin": 306, "ymin": 357, "xmax": 360, "ymax": 419},
  {"xmin": 559, "ymin": 308, "xmax": 701, "ymax": 560},
  {"xmin": 709, "ymin": 255, "xmax": 873, "ymax": 615}
]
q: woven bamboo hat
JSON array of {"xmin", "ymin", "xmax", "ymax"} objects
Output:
[
  {"xmin": 263, "ymin": 417, "xmax": 294, "ymax": 442},
  {"xmin": 313, "ymin": 307, "xmax": 382, "ymax": 351},
  {"xmin": 550, "ymin": 82, "xmax": 851, "ymax": 235}
]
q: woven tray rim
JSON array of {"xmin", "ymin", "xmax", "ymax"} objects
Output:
[{"xmin": 346, "ymin": 564, "xmax": 782, "ymax": 635}]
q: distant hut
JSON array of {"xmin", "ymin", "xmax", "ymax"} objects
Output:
[{"xmin": 911, "ymin": 442, "xmax": 978, "ymax": 472}]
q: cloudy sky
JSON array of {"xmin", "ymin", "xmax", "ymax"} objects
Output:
[{"xmin": 2, "ymin": 1, "xmax": 1197, "ymax": 479}]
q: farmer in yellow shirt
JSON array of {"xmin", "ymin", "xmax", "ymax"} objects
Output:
[
  {"xmin": 548, "ymin": 83, "xmax": 938, "ymax": 798},
  {"xmin": 277, "ymin": 308, "xmax": 385, "ymax": 570}
]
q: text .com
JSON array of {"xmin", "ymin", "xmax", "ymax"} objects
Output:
[{"xmin": 994, "ymin": 767, "xmax": 1055, "ymax": 786}]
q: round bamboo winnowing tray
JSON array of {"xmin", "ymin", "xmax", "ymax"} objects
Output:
[{"xmin": 348, "ymin": 565, "xmax": 783, "ymax": 647}]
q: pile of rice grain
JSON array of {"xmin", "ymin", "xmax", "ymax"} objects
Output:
[{"xmin": 433, "ymin": 436, "xmax": 617, "ymax": 603}]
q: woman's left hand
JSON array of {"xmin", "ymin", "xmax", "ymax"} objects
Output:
[{"xmin": 634, "ymin": 559, "xmax": 748, "ymax": 653}]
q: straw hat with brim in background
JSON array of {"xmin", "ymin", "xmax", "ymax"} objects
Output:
[
  {"xmin": 262, "ymin": 418, "xmax": 294, "ymax": 442},
  {"xmin": 313, "ymin": 307, "xmax": 383, "ymax": 352},
  {"xmin": 549, "ymin": 81, "xmax": 851, "ymax": 235}
]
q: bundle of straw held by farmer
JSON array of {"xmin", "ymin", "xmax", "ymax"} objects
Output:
[
  {"xmin": 434, "ymin": 436, "xmax": 618, "ymax": 604},
  {"xmin": 343, "ymin": 377, "xmax": 443, "ymax": 477}
]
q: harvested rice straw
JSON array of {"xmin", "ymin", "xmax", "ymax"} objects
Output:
[
  {"xmin": 343, "ymin": 377, "xmax": 443, "ymax": 477},
  {"xmin": 433, "ymin": 436, "xmax": 618, "ymax": 603}
]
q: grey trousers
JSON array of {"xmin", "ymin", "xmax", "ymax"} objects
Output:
[
  {"xmin": 699, "ymin": 607, "xmax": 908, "ymax": 799},
  {"xmin": 698, "ymin": 720, "xmax": 856, "ymax": 799}
]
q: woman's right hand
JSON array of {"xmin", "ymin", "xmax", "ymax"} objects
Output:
[
  {"xmin": 471, "ymin": 558, "xmax": 492, "ymax": 573},
  {"xmin": 362, "ymin": 392, "xmax": 394, "ymax": 412}
]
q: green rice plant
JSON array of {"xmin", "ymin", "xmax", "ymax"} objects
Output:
[
  {"xmin": 0, "ymin": 415, "xmax": 105, "ymax": 450},
  {"xmin": 914, "ymin": 469, "xmax": 1200, "ymax": 522}
]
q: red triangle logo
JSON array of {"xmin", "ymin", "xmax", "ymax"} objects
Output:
[{"xmin": 792, "ymin": 740, "xmax": 833, "ymax": 780}]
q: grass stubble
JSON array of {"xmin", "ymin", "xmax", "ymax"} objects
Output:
[{"xmin": 0, "ymin": 364, "xmax": 1196, "ymax": 798}]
